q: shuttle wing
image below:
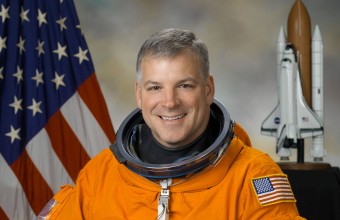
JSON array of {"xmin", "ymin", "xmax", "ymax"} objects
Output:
[
  {"xmin": 261, "ymin": 103, "xmax": 280, "ymax": 137},
  {"xmin": 295, "ymin": 68, "xmax": 323, "ymax": 138}
]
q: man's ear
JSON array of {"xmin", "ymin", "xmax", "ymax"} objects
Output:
[
  {"xmin": 206, "ymin": 74, "xmax": 215, "ymax": 104},
  {"xmin": 135, "ymin": 80, "xmax": 142, "ymax": 108}
]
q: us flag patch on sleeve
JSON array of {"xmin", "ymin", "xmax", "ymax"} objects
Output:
[{"xmin": 251, "ymin": 174, "xmax": 296, "ymax": 206}]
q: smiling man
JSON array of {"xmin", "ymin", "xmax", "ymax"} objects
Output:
[
  {"xmin": 39, "ymin": 29, "xmax": 305, "ymax": 220},
  {"xmin": 136, "ymin": 53, "xmax": 214, "ymax": 149}
]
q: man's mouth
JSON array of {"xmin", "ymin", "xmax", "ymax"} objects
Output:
[{"xmin": 160, "ymin": 114, "xmax": 185, "ymax": 121}]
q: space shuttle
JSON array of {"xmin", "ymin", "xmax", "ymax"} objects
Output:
[{"xmin": 261, "ymin": 0, "xmax": 325, "ymax": 162}]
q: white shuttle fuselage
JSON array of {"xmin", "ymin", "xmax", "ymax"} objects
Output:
[
  {"xmin": 261, "ymin": 0, "xmax": 325, "ymax": 162},
  {"xmin": 261, "ymin": 28, "xmax": 326, "ymax": 162}
]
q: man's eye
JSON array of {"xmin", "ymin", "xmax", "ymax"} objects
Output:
[
  {"xmin": 147, "ymin": 86, "xmax": 160, "ymax": 91},
  {"xmin": 179, "ymin": 84, "xmax": 193, "ymax": 89}
]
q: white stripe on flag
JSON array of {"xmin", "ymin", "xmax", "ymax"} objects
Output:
[
  {"xmin": 60, "ymin": 92, "xmax": 111, "ymax": 158},
  {"xmin": 25, "ymin": 128, "xmax": 74, "ymax": 194},
  {"xmin": 259, "ymin": 192, "xmax": 295, "ymax": 201},
  {"xmin": 260, "ymin": 195, "xmax": 295, "ymax": 204},
  {"xmin": 0, "ymin": 154, "xmax": 36, "ymax": 220}
]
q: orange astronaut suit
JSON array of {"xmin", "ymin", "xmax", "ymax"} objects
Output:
[{"xmin": 39, "ymin": 124, "xmax": 305, "ymax": 220}]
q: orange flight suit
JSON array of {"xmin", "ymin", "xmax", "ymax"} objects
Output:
[{"xmin": 39, "ymin": 124, "xmax": 305, "ymax": 219}]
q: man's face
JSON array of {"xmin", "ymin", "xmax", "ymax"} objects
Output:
[{"xmin": 135, "ymin": 54, "xmax": 214, "ymax": 149}]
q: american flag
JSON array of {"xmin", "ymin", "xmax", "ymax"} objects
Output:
[
  {"xmin": 251, "ymin": 174, "xmax": 296, "ymax": 206},
  {"xmin": 0, "ymin": 0, "xmax": 115, "ymax": 219}
]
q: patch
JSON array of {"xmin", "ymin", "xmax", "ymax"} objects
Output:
[{"xmin": 251, "ymin": 174, "xmax": 296, "ymax": 206}]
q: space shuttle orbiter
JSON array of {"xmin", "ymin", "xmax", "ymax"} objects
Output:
[{"xmin": 261, "ymin": 0, "xmax": 325, "ymax": 162}]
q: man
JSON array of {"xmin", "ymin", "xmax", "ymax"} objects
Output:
[{"xmin": 39, "ymin": 29, "xmax": 305, "ymax": 219}]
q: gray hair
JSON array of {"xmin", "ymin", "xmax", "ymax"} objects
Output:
[{"xmin": 136, "ymin": 28, "xmax": 210, "ymax": 83}]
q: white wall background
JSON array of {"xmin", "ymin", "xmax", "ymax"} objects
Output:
[{"xmin": 74, "ymin": 0, "xmax": 340, "ymax": 167}]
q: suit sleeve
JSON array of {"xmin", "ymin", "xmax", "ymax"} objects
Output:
[{"xmin": 239, "ymin": 152, "xmax": 306, "ymax": 220}]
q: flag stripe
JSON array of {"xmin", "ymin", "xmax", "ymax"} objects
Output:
[
  {"xmin": 77, "ymin": 73, "xmax": 116, "ymax": 143},
  {"xmin": 0, "ymin": 154, "xmax": 35, "ymax": 220},
  {"xmin": 10, "ymin": 150, "xmax": 53, "ymax": 215},
  {"xmin": 259, "ymin": 192, "xmax": 295, "ymax": 201},
  {"xmin": 260, "ymin": 195, "xmax": 296, "ymax": 204},
  {"xmin": 60, "ymin": 90, "xmax": 111, "ymax": 158},
  {"xmin": 259, "ymin": 187, "xmax": 292, "ymax": 196},
  {"xmin": 0, "ymin": 1, "xmax": 116, "ymax": 218},
  {"xmin": 0, "ymin": 206, "xmax": 9, "ymax": 220},
  {"xmin": 25, "ymin": 128, "xmax": 73, "ymax": 193},
  {"xmin": 45, "ymin": 110, "xmax": 91, "ymax": 182}
]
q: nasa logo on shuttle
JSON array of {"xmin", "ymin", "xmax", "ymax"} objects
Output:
[{"xmin": 274, "ymin": 117, "xmax": 280, "ymax": 124}]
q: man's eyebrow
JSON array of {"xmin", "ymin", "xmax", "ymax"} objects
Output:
[
  {"xmin": 178, "ymin": 77, "xmax": 198, "ymax": 84},
  {"xmin": 142, "ymin": 77, "xmax": 199, "ymax": 87},
  {"xmin": 143, "ymin": 80, "xmax": 159, "ymax": 87}
]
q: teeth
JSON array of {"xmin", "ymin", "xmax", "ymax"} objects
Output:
[{"xmin": 161, "ymin": 114, "xmax": 184, "ymax": 120}]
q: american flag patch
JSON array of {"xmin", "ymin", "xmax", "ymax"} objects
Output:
[{"xmin": 251, "ymin": 174, "xmax": 296, "ymax": 206}]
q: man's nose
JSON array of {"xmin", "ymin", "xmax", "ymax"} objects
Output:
[{"xmin": 162, "ymin": 89, "xmax": 179, "ymax": 109}]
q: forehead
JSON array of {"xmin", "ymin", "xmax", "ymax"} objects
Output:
[
  {"xmin": 140, "ymin": 54, "xmax": 201, "ymax": 79},
  {"xmin": 141, "ymin": 52, "xmax": 200, "ymax": 70},
  {"xmin": 142, "ymin": 50, "xmax": 198, "ymax": 63}
]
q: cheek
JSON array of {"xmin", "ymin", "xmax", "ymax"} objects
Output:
[
  {"xmin": 184, "ymin": 93, "xmax": 208, "ymax": 106},
  {"xmin": 139, "ymin": 94, "xmax": 157, "ymax": 112},
  {"xmin": 141, "ymin": 92, "xmax": 163, "ymax": 106}
]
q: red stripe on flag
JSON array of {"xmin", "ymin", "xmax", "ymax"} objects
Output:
[
  {"xmin": 45, "ymin": 111, "xmax": 90, "ymax": 182},
  {"xmin": 0, "ymin": 206, "xmax": 9, "ymax": 220},
  {"xmin": 10, "ymin": 150, "xmax": 53, "ymax": 215},
  {"xmin": 78, "ymin": 73, "xmax": 116, "ymax": 143}
]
